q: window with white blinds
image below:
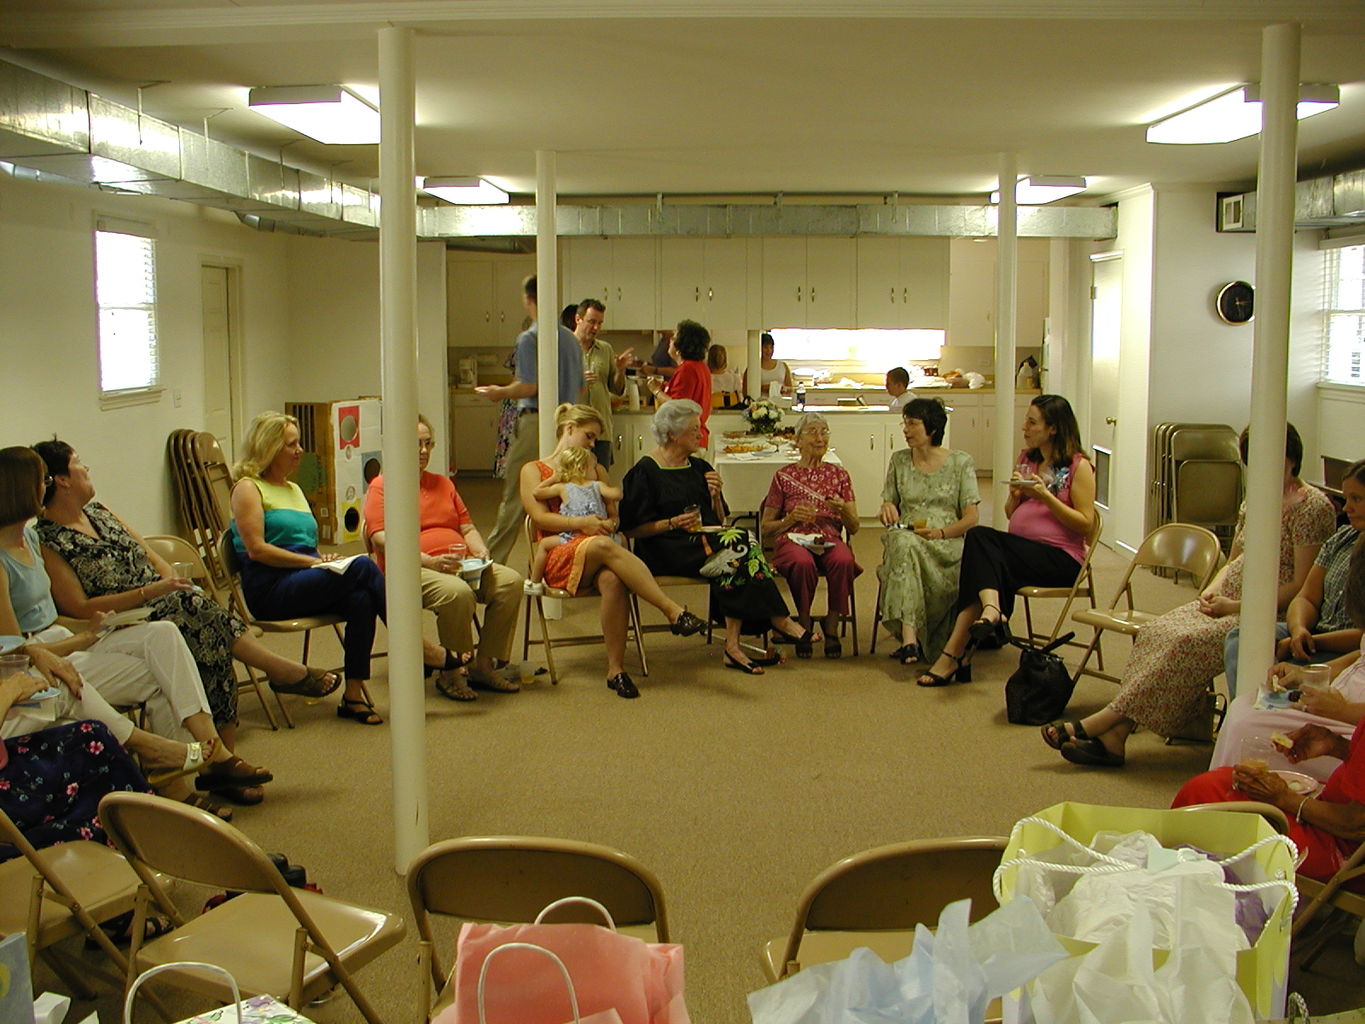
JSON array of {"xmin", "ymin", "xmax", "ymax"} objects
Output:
[
  {"xmin": 1322, "ymin": 243, "xmax": 1365, "ymax": 386},
  {"xmin": 94, "ymin": 218, "xmax": 160, "ymax": 397}
]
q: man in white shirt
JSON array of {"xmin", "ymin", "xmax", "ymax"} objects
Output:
[{"xmin": 886, "ymin": 366, "xmax": 914, "ymax": 410}]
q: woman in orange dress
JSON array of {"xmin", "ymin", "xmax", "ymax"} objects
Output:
[{"xmin": 518, "ymin": 404, "xmax": 705, "ymax": 699}]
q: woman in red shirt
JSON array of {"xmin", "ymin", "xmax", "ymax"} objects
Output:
[{"xmin": 647, "ymin": 319, "xmax": 713, "ymax": 446}]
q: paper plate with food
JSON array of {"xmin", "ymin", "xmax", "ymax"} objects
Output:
[{"xmin": 788, "ymin": 532, "xmax": 831, "ymax": 550}]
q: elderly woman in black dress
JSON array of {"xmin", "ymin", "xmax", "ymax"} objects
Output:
[{"xmin": 621, "ymin": 400, "xmax": 810, "ymax": 673}]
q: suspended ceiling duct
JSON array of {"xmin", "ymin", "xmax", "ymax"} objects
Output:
[
  {"xmin": 0, "ymin": 56, "xmax": 1126, "ymax": 242},
  {"xmin": 1218, "ymin": 169, "xmax": 1365, "ymax": 232}
]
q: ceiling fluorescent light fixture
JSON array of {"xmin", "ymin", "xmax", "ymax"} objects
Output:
[
  {"xmin": 1146, "ymin": 83, "xmax": 1339, "ymax": 144},
  {"xmin": 421, "ymin": 176, "xmax": 510, "ymax": 204},
  {"xmin": 248, "ymin": 85, "xmax": 380, "ymax": 145},
  {"xmin": 990, "ymin": 175, "xmax": 1088, "ymax": 205}
]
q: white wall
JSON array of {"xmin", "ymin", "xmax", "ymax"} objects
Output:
[
  {"xmin": 0, "ymin": 173, "xmax": 293, "ymax": 533},
  {"xmin": 283, "ymin": 236, "xmax": 449, "ymax": 442}
]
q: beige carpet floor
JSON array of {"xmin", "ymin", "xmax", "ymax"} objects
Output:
[{"xmin": 34, "ymin": 477, "xmax": 1365, "ymax": 1022}]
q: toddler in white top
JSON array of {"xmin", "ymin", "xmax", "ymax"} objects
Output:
[{"xmin": 524, "ymin": 447, "xmax": 623, "ymax": 594}]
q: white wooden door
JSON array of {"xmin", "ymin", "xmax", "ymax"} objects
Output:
[
  {"xmin": 855, "ymin": 237, "xmax": 901, "ymax": 327},
  {"xmin": 494, "ymin": 258, "xmax": 534, "ymax": 340},
  {"xmin": 1089, "ymin": 256, "xmax": 1122, "ymax": 508},
  {"xmin": 200, "ymin": 264, "xmax": 238, "ymax": 461},
  {"xmin": 564, "ymin": 239, "xmax": 613, "ymax": 314}
]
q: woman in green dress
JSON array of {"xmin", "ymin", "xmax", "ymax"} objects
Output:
[{"xmin": 876, "ymin": 398, "xmax": 980, "ymax": 665}]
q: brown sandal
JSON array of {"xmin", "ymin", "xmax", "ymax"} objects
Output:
[
  {"xmin": 269, "ymin": 667, "xmax": 340, "ymax": 698},
  {"xmin": 182, "ymin": 792, "xmax": 233, "ymax": 821},
  {"xmin": 435, "ymin": 670, "xmax": 478, "ymax": 702},
  {"xmin": 195, "ymin": 755, "xmax": 273, "ymax": 792}
]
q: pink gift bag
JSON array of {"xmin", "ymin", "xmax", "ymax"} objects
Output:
[{"xmin": 438, "ymin": 898, "xmax": 689, "ymax": 1024}]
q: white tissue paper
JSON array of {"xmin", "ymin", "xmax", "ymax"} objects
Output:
[{"xmin": 747, "ymin": 897, "xmax": 1066, "ymax": 1024}]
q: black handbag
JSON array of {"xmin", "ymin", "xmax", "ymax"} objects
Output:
[{"xmin": 1004, "ymin": 631, "xmax": 1077, "ymax": 725}]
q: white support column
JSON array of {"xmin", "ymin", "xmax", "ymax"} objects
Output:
[
  {"xmin": 536, "ymin": 150, "xmax": 559, "ymax": 456},
  {"xmin": 748, "ymin": 332, "xmax": 762, "ymax": 400},
  {"xmin": 378, "ymin": 25, "xmax": 427, "ymax": 872},
  {"xmin": 1239, "ymin": 23, "xmax": 1301, "ymax": 698},
  {"xmin": 993, "ymin": 153, "xmax": 1020, "ymax": 516}
]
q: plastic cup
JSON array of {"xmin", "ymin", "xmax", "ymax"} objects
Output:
[
  {"xmin": 1238, "ymin": 735, "xmax": 1282, "ymax": 773},
  {"xmin": 171, "ymin": 561, "xmax": 196, "ymax": 580},
  {"xmin": 0, "ymin": 652, "xmax": 30, "ymax": 677},
  {"xmin": 912, "ymin": 516, "xmax": 928, "ymax": 530},
  {"xmin": 682, "ymin": 504, "xmax": 701, "ymax": 532},
  {"xmin": 1300, "ymin": 664, "xmax": 1332, "ymax": 692}
]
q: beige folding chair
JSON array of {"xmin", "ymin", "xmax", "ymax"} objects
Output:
[
  {"xmin": 0, "ymin": 805, "xmax": 145, "ymax": 1003},
  {"xmin": 406, "ymin": 835, "xmax": 669, "ymax": 1020},
  {"xmin": 1172, "ymin": 800, "xmax": 1291, "ymax": 836},
  {"xmin": 1292, "ymin": 837, "xmax": 1365, "ymax": 968},
  {"xmin": 520, "ymin": 516, "xmax": 646, "ymax": 683},
  {"xmin": 761, "ymin": 836, "xmax": 1007, "ymax": 982},
  {"xmin": 143, "ymin": 533, "xmax": 285, "ymax": 730},
  {"xmin": 218, "ymin": 529, "xmax": 345, "ymax": 668},
  {"xmin": 1016, "ymin": 511, "xmax": 1103, "ymax": 650},
  {"xmin": 100, "ymin": 791, "xmax": 404, "ymax": 1023},
  {"xmin": 1070, "ymin": 522, "xmax": 1223, "ymax": 685}
]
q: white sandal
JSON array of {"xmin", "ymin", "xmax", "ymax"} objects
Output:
[{"xmin": 145, "ymin": 739, "xmax": 213, "ymax": 787}]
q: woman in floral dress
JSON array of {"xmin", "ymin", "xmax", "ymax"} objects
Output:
[
  {"xmin": 1043, "ymin": 424, "xmax": 1337, "ymax": 767},
  {"xmin": 874, "ymin": 398, "xmax": 980, "ymax": 666},
  {"xmin": 0, "ymin": 680, "xmax": 150, "ymax": 860},
  {"xmin": 761, "ymin": 412, "xmax": 862, "ymax": 658},
  {"xmin": 33, "ymin": 440, "xmax": 335, "ymax": 755}
]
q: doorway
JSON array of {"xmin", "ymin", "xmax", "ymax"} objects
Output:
[
  {"xmin": 201, "ymin": 264, "xmax": 243, "ymax": 461},
  {"xmin": 1088, "ymin": 253, "xmax": 1122, "ymax": 511}
]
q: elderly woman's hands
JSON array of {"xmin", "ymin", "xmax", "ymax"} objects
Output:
[
  {"xmin": 1231, "ymin": 762, "xmax": 1292, "ymax": 803},
  {"xmin": 878, "ymin": 501, "xmax": 901, "ymax": 527},
  {"xmin": 704, "ymin": 471, "xmax": 723, "ymax": 501},
  {"xmin": 1285, "ymin": 723, "xmax": 1347, "ymax": 764},
  {"xmin": 0, "ymin": 670, "xmax": 45, "ymax": 706},
  {"xmin": 26, "ymin": 644, "xmax": 83, "ymax": 697}
]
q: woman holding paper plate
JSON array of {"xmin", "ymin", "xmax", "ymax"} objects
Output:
[
  {"xmin": 760, "ymin": 412, "xmax": 861, "ymax": 658},
  {"xmin": 33, "ymin": 438, "xmax": 338, "ymax": 758},
  {"xmin": 230, "ymin": 411, "xmax": 386, "ymax": 725}
]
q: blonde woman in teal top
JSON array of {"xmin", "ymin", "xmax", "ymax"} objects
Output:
[{"xmin": 230, "ymin": 412, "xmax": 389, "ymax": 725}]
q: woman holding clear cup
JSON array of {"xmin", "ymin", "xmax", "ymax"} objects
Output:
[{"xmin": 33, "ymin": 439, "xmax": 337, "ymax": 759}]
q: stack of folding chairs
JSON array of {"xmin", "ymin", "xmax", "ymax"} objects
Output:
[
  {"xmin": 1149, "ymin": 422, "xmax": 1243, "ymax": 559},
  {"xmin": 166, "ymin": 429, "xmax": 291, "ymax": 727}
]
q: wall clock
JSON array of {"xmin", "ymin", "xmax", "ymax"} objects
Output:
[{"xmin": 1215, "ymin": 280, "xmax": 1255, "ymax": 325}]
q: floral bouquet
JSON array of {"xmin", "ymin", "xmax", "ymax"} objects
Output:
[{"xmin": 743, "ymin": 398, "xmax": 783, "ymax": 435}]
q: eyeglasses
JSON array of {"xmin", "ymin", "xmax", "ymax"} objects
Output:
[{"xmin": 417, "ymin": 439, "xmax": 437, "ymax": 450}]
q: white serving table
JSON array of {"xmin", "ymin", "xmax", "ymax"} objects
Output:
[{"xmin": 714, "ymin": 441, "xmax": 844, "ymax": 516}]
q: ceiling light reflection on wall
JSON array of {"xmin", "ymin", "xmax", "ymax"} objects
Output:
[
  {"xmin": 421, "ymin": 177, "xmax": 510, "ymax": 204},
  {"xmin": 989, "ymin": 175, "xmax": 1088, "ymax": 205},
  {"xmin": 1145, "ymin": 84, "xmax": 1339, "ymax": 144},
  {"xmin": 247, "ymin": 85, "xmax": 380, "ymax": 145}
]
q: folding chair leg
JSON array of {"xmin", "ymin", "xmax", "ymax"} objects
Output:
[
  {"xmin": 1071, "ymin": 631, "xmax": 1104, "ymax": 684},
  {"xmin": 629, "ymin": 595, "xmax": 649, "ymax": 676},
  {"xmin": 239, "ymin": 664, "xmax": 282, "ymax": 730},
  {"xmin": 535, "ymin": 596, "xmax": 559, "ymax": 684}
]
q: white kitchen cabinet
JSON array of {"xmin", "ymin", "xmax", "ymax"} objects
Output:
[
  {"xmin": 946, "ymin": 237, "xmax": 1049, "ymax": 348},
  {"xmin": 855, "ymin": 237, "xmax": 950, "ymax": 328},
  {"xmin": 761, "ymin": 237, "xmax": 856, "ymax": 328},
  {"xmin": 446, "ymin": 253, "xmax": 536, "ymax": 348},
  {"xmin": 564, "ymin": 238, "xmax": 658, "ymax": 329},
  {"xmin": 450, "ymin": 400, "xmax": 502, "ymax": 476},
  {"xmin": 659, "ymin": 238, "xmax": 749, "ymax": 330},
  {"xmin": 826, "ymin": 413, "xmax": 895, "ymax": 511},
  {"xmin": 940, "ymin": 391, "xmax": 1038, "ymax": 473}
]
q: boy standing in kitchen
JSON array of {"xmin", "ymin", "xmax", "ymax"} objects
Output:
[
  {"xmin": 477, "ymin": 274, "xmax": 585, "ymax": 566},
  {"xmin": 886, "ymin": 366, "xmax": 915, "ymax": 409}
]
